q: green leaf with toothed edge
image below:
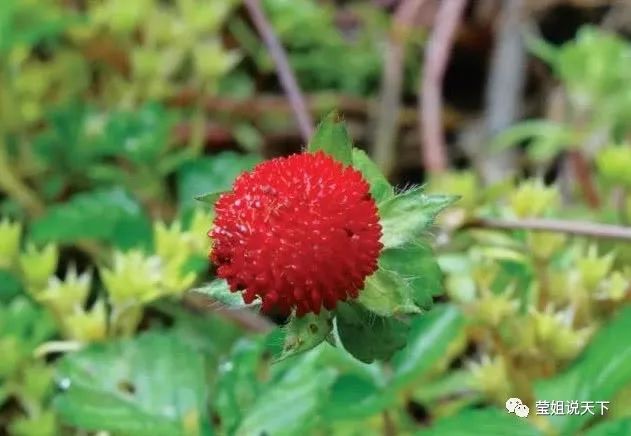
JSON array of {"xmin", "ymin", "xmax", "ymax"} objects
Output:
[
  {"xmin": 335, "ymin": 302, "xmax": 409, "ymax": 363},
  {"xmin": 379, "ymin": 241, "xmax": 444, "ymax": 310},
  {"xmin": 307, "ymin": 111, "xmax": 353, "ymax": 165},
  {"xmin": 379, "ymin": 187, "xmax": 458, "ymax": 249}
]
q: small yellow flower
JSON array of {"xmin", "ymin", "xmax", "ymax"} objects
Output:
[
  {"xmin": 19, "ymin": 244, "xmax": 59, "ymax": 291},
  {"xmin": 37, "ymin": 267, "xmax": 92, "ymax": 315},
  {"xmin": 510, "ymin": 179, "xmax": 558, "ymax": 218},
  {"xmin": 101, "ymin": 250, "xmax": 162, "ymax": 304}
]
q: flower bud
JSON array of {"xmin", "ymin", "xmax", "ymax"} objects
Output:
[
  {"xmin": 597, "ymin": 271, "xmax": 629, "ymax": 301},
  {"xmin": 510, "ymin": 179, "xmax": 558, "ymax": 218},
  {"xmin": 154, "ymin": 220, "xmax": 192, "ymax": 263},
  {"xmin": 468, "ymin": 354, "xmax": 512, "ymax": 403},
  {"xmin": 530, "ymin": 306, "xmax": 592, "ymax": 361},
  {"xmin": 473, "ymin": 289, "xmax": 519, "ymax": 327},
  {"xmin": 62, "ymin": 301, "xmax": 107, "ymax": 342},
  {"xmin": 527, "ymin": 231, "xmax": 567, "ymax": 260},
  {"xmin": 577, "ymin": 245, "xmax": 614, "ymax": 291},
  {"xmin": 19, "ymin": 244, "xmax": 59, "ymax": 291},
  {"xmin": 37, "ymin": 267, "xmax": 92, "ymax": 315},
  {"xmin": 101, "ymin": 251, "xmax": 162, "ymax": 305}
]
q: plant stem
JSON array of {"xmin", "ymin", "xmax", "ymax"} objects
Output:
[
  {"xmin": 568, "ymin": 149, "xmax": 600, "ymax": 209},
  {"xmin": 244, "ymin": 0, "xmax": 314, "ymax": 143},
  {"xmin": 418, "ymin": 0, "xmax": 466, "ymax": 173},
  {"xmin": 465, "ymin": 217, "xmax": 631, "ymax": 241},
  {"xmin": 373, "ymin": 0, "xmax": 429, "ymax": 176}
]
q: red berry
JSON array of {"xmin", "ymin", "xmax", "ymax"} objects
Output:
[{"xmin": 210, "ymin": 151, "xmax": 383, "ymax": 316}]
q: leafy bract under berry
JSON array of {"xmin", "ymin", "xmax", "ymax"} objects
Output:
[{"xmin": 210, "ymin": 151, "xmax": 383, "ymax": 316}]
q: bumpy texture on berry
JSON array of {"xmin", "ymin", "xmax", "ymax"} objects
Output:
[{"xmin": 210, "ymin": 151, "xmax": 383, "ymax": 316}]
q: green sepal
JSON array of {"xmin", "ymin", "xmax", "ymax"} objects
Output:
[
  {"xmin": 275, "ymin": 312, "xmax": 333, "ymax": 361},
  {"xmin": 356, "ymin": 268, "xmax": 420, "ymax": 317},
  {"xmin": 190, "ymin": 279, "xmax": 259, "ymax": 309},
  {"xmin": 307, "ymin": 111, "xmax": 353, "ymax": 165},
  {"xmin": 351, "ymin": 148, "xmax": 395, "ymax": 204},
  {"xmin": 194, "ymin": 191, "xmax": 225, "ymax": 207},
  {"xmin": 379, "ymin": 187, "xmax": 458, "ymax": 248}
]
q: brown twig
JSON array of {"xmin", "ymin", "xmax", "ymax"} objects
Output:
[
  {"xmin": 568, "ymin": 149, "xmax": 600, "ymax": 209},
  {"xmin": 169, "ymin": 92, "xmax": 464, "ymax": 129},
  {"xmin": 419, "ymin": 0, "xmax": 467, "ymax": 173},
  {"xmin": 244, "ymin": 0, "xmax": 314, "ymax": 143},
  {"xmin": 373, "ymin": 0, "xmax": 429, "ymax": 176},
  {"xmin": 465, "ymin": 217, "xmax": 631, "ymax": 241}
]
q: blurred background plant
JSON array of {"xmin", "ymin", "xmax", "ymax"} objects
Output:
[{"xmin": 2, "ymin": 0, "xmax": 631, "ymax": 435}]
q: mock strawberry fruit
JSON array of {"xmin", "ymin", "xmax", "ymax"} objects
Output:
[{"xmin": 210, "ymin": 151, "xmax": 383, "ymax": 316}]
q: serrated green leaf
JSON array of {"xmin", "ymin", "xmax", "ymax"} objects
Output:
[
  {"xmin": 53, "ymin": 332, "xmax": 211, "ymax": 436},
  {"xmin": 191, "ymin": 279, "xmax": 259, "ymax": 309},
  {"xmin": 29, "ymin": 188, "xmax": 151, "ymax": 249},
  {"xmin": 380, "ymin": 242, "xmax": 443, "ymax": 309},
  {"xmin": 420, "ymin": 408, "xmax": 543, "ymax": 436},
  {"xmin": 535, "ymin": 306, "xmax": 631, "ymax": 434},
  {"xmin": 335, "ymin": 302, "xmax": 409, "ymax": 363},
  {"xmin": 351, "ymin": 148, "xmax": 394, "ymax": 204},
  {"xmin": 357, "ymin": 268, "xmax": 419, "ymax": 317},
  {"xmin": 177, "ymin": 152, "xmax": 260, "ymax": 209},
  {"xmin": 307, "ymin": 111, "xmax": 353, "ymax": 164},
  {"xmin": 392, "ymin": 305, "xmax": 465, "ymax": 389},
  {"xmin": 379, "ymin": 187, "xmax": 456, "ymax": 248},
  {"xmin": 278, "ymin": 312, "xmax": 332, "ymax": 361}
]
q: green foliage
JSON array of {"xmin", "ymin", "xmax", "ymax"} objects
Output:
[
  {"xmin": 1, "ymin": 2, "xmax": 631, "ymax": 433},
  {"xmin": 536, "ymin": 306, "xmax": 631, "ymax": 434},
  {"xmin": 29, "ymin": 188, "xmax": 152, "ymax": 249},
  {"xmin": 258, "ymin": 0, "xmax": 387, "ymax": 95},
  {"xmin": 420, "ymin": 408, "xmax": 543, "ymax": 436},
  {"xmin": 54, "ymin": 332, "xmax": 211, "ymax": 436},
  {"xmin": 497, "ymin": 27, "xmax": 631, "ymax": 163}
]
